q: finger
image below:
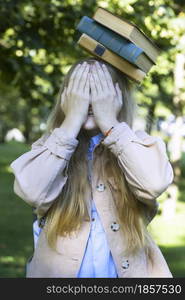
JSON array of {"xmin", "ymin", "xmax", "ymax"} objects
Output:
[
  {"xmin": 67, "ymin": 64, "xmax": 81, "ymax": 93},
  {"xmin": 91, "ymin": 65, "xmax": 102, "ymax": 94},
  {"xmin": 94, "ymin": 61, "xmax": 109, "ymax": 91},
  {"xmin": 116, "ymin": 83, "xmax": 123, "ymax": 107},
  {"xmin": 76, "ymin": 64, "xmax": 90, "ymax": 91},
  {"xmin": 84, "ymin": 73, "xmax": 90, "ymax": 96},
  {"xmin": 89, "ymin": 72, "xmax": 97, "ymax": 97},
  {"xmin": 67, "ymin": 62, "xmax": 89, "ymax": 93},
  {"xmin": 73, "ymin": 62, "xmax": 89, "ymax": 90},
  {"xmin": 102, "ymin": 64, "xmax": 115, "ymax": 90}
]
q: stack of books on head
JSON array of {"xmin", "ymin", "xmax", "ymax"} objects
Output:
[{"xmin": 76, "ymin": 7, "xmax": 161, "ymax": 83}]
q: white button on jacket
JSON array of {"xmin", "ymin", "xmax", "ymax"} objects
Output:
[
  {"xmin": 96, "ymin": 183, "xmax": 106, "ymax": 192},
  {"xmin": 10, "ymin": 122, "xmax": 174, "ymax": 278},
  {"xmin": 111, "ymin": 222, "xmax": 120, "ymax": 232}
]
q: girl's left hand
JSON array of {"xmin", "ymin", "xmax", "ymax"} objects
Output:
[{"xmin": 89, "ymin": 61, "xmax": 122, "ymax": 134}]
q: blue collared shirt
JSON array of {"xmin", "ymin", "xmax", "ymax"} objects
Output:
[
  {"xmin": 77, "ymin": 133, "xmax": 117, "ymax": 278},
  {"xmin": 33, "ymin": 133, "xmax": 118, "ymax": 278}
]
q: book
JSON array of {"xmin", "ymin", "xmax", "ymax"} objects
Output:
[
  {"xmin": 93, "ymin": 7, "xmax": 160, "ymax": 63},
  {"xmin": 77, "ymin": 33, "xmax": 146, "ymax": 83},
  {"xmin": 77, "ymin": 16, "xmax": 153, "ymax": 73}
]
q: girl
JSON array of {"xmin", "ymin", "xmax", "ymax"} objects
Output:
[{"xmin": 10, "ymin": 57, "xmax": 174, "ymax": 278}]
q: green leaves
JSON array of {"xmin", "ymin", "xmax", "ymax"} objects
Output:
[{"xmin": 0, "ymin": 0, "xmax": 185, "ymax": 141}]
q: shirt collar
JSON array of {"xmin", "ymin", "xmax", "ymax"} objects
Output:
[{"xmin": 87, "ymin": 132, "xmax": 104, "ymax": 160}]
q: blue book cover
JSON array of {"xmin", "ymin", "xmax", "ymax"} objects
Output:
[{"xmin": 76, "ymin": 16, "xmax": 143, "ymax": 64}]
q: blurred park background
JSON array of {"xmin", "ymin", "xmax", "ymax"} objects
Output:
[{"xmin": 0, "ymin": 0, "xmax": 185, "ymax": 277}]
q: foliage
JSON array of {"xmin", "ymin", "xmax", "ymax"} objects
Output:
[
  {"xmin": 0, "ymin": 0, "xmax": 97, "ymax": 141},
  {"xmin": 0, "ymin": 0, "xmax": 185, "ymax": 141}
]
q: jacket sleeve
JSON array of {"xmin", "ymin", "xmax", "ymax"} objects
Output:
[
  {"xmin": 101, "ymin": 122, "xmax": 174, "ymax": 219},
  {"xmin": 10, "ymin": 128, "xmax": 79, "ymax": 217}
]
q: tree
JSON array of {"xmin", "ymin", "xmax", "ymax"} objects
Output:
[
  {"xmin": 0, "ymin": 0, "xmax": 97, "ymax": 142},
  {"xmin": 0, "ymin": 0, "xmax": 185, "ymax": 145}
]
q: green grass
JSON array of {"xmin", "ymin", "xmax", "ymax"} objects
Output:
[
  {"xmin": 149, "ymin": 200, "xmax": 185, "ymax": 277},
  {"xmin": 0, "ymin": 141, "xmax": 185, "ymax": 277},
  {"xmin": 0, "ymin": 141, "xmax": 33, "ymax": 277}
]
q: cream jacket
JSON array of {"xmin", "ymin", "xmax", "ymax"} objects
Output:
[{"xmin": 10, "ymin": 122, "xmax": 174, "ymax": 278}]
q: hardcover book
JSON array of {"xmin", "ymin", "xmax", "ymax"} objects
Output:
[
  {"xmin": 77, "ymin": 33, "xmax": 146, "ymax": 83},
  {"xmin": 93, "ymin": 7, "xmax": 160, "ymax": 64},
  {"xmin": 77, "ymin": 16, "xmax": 153, "ymax": 73}
]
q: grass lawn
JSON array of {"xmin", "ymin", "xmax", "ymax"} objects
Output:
[
  {"xmin": 0, "ymin": 141, "xmax": 185, "ymax": 277},
  {"xmin": 149, "ymin": 200, "xmax": 185, "ymax": 277},
  {"xmin": 0, "ymin": 141, "xmax": 33, "ymax": 277}
]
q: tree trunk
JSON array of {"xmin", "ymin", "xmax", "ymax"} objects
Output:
[
  {"xmin": 0, "ymin": 121, "xmax": 7, "ymax": 143},
  {"xmin": 23, "ymin": 107, "xmax": 32, "ymax": 143},
  {"xmin": 145, "ymin": 102, "xmax": 156, "ymax": 134},
  {"xmin": 162, "ymin": 53, "xmax": 185, "ymax": 219}
]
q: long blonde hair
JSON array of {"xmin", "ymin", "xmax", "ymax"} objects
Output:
[{"xmin": 43, "ymin": 57, "xmax": 152, "ymax": 258}]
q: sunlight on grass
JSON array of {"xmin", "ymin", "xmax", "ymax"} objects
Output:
[
  {"xmin": 0, "ymin": 256, "xmax": 15, "ymax": 263},
  {"xmin": 0, "ymin": 256, "xmax": 25, "ymax": 264},
  {"xmin": 149, "ymin": 201, "xmax": 185, "ymax": 247},
  {"xmin": 0, "ymin": 255, "xmax": 27, "ymax": 278},
  {"xmin": 1, "ymin": 166, "xmax": 13, "ymax": 173}
]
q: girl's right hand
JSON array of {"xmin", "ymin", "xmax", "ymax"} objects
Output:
[{"xmin": 61, "ymin": 62, "xmax": 90, "ymax": 127}]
